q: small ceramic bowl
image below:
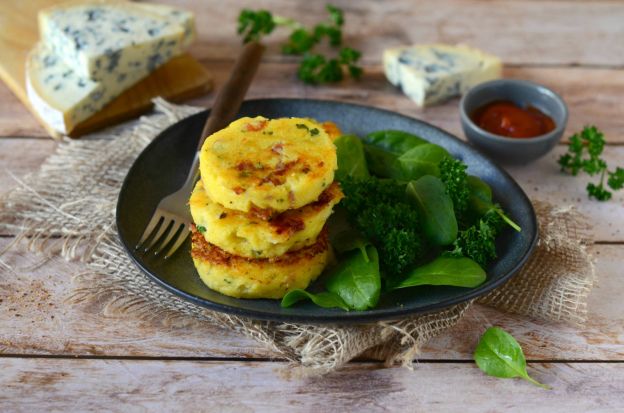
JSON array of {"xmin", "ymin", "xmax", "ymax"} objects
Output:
[{"xmin": 459, "ymin": 79, "xmax": 568, "ymax": 164}]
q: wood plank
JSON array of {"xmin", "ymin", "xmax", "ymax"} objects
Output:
[
  {"xmin": 0, "ymin": 138, "xmax": 56, "ymax": 195},
  {"xmin": 1, "ymin": 240, "xmax": 621, "ymax": 361},
  {"xmin": 1, "ymin": 359, "xmax": 623, "ymax": 412},
  {"xmin": 0, "ymin": 238, "xmax": 272, "ymax": 358},
  {"xmin": 2, "ymin": 62, "xmax": 623, "ymax": 141},
  {"xmin": 172, "ymin": 0, "xmax": 624, "ymax": 66}
]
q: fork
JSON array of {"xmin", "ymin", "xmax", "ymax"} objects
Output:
[{"xmin": 136, "ymin": 41, "xmax": 265, "ymax": 258}]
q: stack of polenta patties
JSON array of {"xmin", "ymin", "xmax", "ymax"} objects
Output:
[
  {"xmin": 26, "ymin": 1, "xmax": 195, "ymax": 135},
  {"xmin": 189, "ymin": 117, "xmax": 343, "ymax": 299}
]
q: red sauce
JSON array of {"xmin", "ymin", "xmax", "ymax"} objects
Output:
[{"xmin": 472, "ymin": 100, "xmax": 556, "ymax": 138}]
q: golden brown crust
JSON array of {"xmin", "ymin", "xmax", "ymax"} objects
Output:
[{"xmin": 191, "ymin": 225, "xmax": 329, "ymax": 268}]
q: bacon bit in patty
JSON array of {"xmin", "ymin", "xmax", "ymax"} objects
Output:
[
  {"xmin": 322, "ymin": 121, "xmax": 341, "ymax": 139},
  {"xmin": 270, "ymin": 214, "xmax": 305, "ymax": 236},
  {"xmin": 259, "ymin": 160, "xmax": 298, "ymax": 186},
  {"xmin": 301, "ymin": 165, "xmax": 311, "ymax": 174},
  {"xmin": 271, "ymin": 143, "xmax": 284, "ymax": 154},
  {"xmin": 219, "ymin": 212, "xmax": 227, "ymax": 219},
  {"xmin": 248, "ymin": 205, "xmax": 276, "ymax": 221},
  {"xmin": 243, "ymin": 120, "xmax": 268, "ymax": 132},
  {"xmin": 233, "ymin": 186, "xmax": 246, "ymax": 194},
  {"xmin": 318, "ymin": 161, "xmax": 324, "ymax": 167},
  {"xmin": 236, "ymin": 161, "xmax": 254, "ymax": 171},
  {"xmin": 191, "ymin": 226, "xmax": 329, "ymax": 267},
  {"xmin": 306, "ymin": 182, "xmax": 341, "ymax": 210}
]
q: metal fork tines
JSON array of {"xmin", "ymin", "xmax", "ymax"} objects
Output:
[
  {"xmin": 135, "ymin": 156, "xmax": 200, "ymax": 259},
  {"xmin": 136, "ymin": 210, "xmax": 190, "ymax": 259}
]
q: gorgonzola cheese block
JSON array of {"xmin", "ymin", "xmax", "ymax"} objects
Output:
[
  {"xmin": 384, "ymin": 44, "xmax": 502, "ymax": 107},
  {"xmin": 28, "ymin": 2, "xmax": 195, "ymax": 134},
  {"xmin": 38, "ymin": 1, "xmax": 192, "ymax": 80}
]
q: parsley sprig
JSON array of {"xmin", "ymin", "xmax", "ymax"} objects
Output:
[
  {"xmin": 237, "ymin": 5, "xmax": 363, "ymax": 85},
  {"xmin": 558, "ymin": 126, "xmax": 624, "ymax": 201}
]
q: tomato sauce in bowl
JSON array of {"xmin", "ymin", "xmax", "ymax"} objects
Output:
[{"xmin": 472, "ymin": 100, "xmax": 556, "ymax": 139}]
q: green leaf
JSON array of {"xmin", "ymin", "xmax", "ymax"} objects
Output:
[
  {"xmin": 406, "ymin": 176, "xmax": 458, "ymax": 246},
  {"xmin": 608, "ymin": 167, "xmax": 624, "ymax": 190},
  {"xmin": 474, "ymin": 327, "xmax": 550, "ymax": 389},
  {"xmin": 363, "ymin": 144, "xmax": 403, "ymax": 179},
  {"xmin": 237, "ymin": 9, "xmax": 276, "ymax": 43},
  {"xmin": 364, "ymin": 130, "xmax": 428, "ymax": 155},
  {"xmin": 395, "ymin": 256, "xmax": 485, "ymax": 289},
  {"xmin": 331, "ymin": 229, "xmax": 370, "ymax": 262},
  {"xmin": 326, "ymin": 246, "xmax": 381, "ymax": 310},
  {"xmin": 397, "ymin": 144, "xmax": 451, "ymax": 180},
  {"xmin": 334, "ymin": 135, "xmax": 370, "ymax": 181},
  {"xmin": 326, "ymin": 4, "xmax": 344, "ymax": 26},
  {"xmin": 281, "ymin": 289, "xmax": 349, "ymax": 311}
]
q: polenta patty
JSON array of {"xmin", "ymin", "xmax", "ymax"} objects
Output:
[
  {"xmin": 199, "ymin": 117, "xmax": 338, "ymax": 213},
  {"xmin": 190, "ymin": 180, "xmax": 343, "ymax": 258},
  {"xmin": 191, "ymin": 225, "xmax": 331, "ymax": 299}
]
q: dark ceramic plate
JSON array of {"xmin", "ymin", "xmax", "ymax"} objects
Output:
[{"xmin": 117, "ymin": 98, "xmax": 537, "ymax": 323}]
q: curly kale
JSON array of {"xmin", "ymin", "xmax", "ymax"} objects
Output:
[
  {"xmin": 446, "ymin": 209, "xmax": 504, "ymax": 268},
  {"xmin": 439, "ymin": 157, "xmax": 470, "ymax": 223},
  {"xmin": 339, "ymin": 176, "xmax": 425, "ymax": 277}
]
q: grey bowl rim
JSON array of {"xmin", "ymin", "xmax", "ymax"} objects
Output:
[{"xmin": 459, "ymin": 78, "xmax": 569, "ymax": 145}]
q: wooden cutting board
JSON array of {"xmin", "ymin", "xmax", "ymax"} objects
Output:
[{"xmin": 0, "ymin": 0, "xmax": 212, "ymax": 138}]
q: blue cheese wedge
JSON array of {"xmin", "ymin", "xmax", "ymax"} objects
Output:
[
  {"xmin": 129, "ymin": 2, "xmax": 195, "ymax": 49},
  {"xmin": 384, "ymin": 44, "xmax": 502, "ymax": 107},
  {"xmin": 28, "ymin": 2, "xmax": 195, "ymax": 134},
  {"xmin": 39, "ymin": 1, "xmax": 191, "ymax": 81}
]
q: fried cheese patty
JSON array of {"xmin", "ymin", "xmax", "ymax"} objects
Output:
[
  {"xmin": 191, "ymin": 226, "xmax": 331, "ymax": 299},
  {"xmin": 199, "ymin": 117, "xmax": 338, "ymax": 213},
  {"xmin": 190, "ymin": 180, "xmax": 343, "ymax": 258}
]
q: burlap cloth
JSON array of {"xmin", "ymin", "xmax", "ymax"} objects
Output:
[{"xmin": 0, "ymin": 99, "xmax": 595, "ymax": 376}]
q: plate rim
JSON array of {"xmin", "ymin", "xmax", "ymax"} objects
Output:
[{"xmin": 116, "ymin": 97, "xmax": 538, "ymax": 324}]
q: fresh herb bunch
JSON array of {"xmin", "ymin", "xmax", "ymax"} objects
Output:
[
  {"xmin": 339, "ymin": 176, "xmax": 425, "ymax": 277},
  {"xmin": 558, "ymin": 126, "xmax": 624, "ymax": 201},
  {"xmin": 236, "ymin": 5, "xmax": 363, "ymax": 84}
]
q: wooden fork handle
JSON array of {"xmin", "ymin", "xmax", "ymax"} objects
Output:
[{"xmin": 197, "ymin": 41, "xmax": 266, "ymax": 151}]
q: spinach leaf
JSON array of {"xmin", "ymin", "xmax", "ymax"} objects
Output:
[
  {"xmin": 474, "ymin": 327, "xmax": 549, "ymax": 389},
  {"xmin": 331, "ymin": 229, "xmax": 370, "ymax": 261},
  {"xmin": 406, "ymin": 175, "xmax": 458, "ymax": 246},
  {"xmin": 326, "ymin": 245, "xmax": 381, "ymax": 310},
  {"xmin": 397, "ymin": 144, "xmax": 450, "ymax": 180},
  {"xmin": 281, "ymin": 289, "xmax": 349, "ymax": 311},
  {"xmin": 363, "ymin": 144, "xmax": 403, "ymax": 179},
  {"xmin": 334, "ymin": 135, "xmax": 370, "ymax": 181},
  {"xmin": 364, "ymin": 130, "xmax": 428, "ymax": 155},
  {"xmin": 467, "ymin": 175, "xmax": 493, "ymax": 221},
  {"xmin": 466, "ymin": 175, "xmax": 521, "ymax": 232},
  {"xmin": 395, "ymin": 256, "xmax": 485, "ymax": 289}
]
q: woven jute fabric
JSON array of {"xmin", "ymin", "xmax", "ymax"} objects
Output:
[{"xmin": 0, "ymin": 99, "xmax": 595, "ymax": 375}]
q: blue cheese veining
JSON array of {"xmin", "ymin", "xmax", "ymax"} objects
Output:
[
  {"xmin": 38, "ymin": 2, "xmax": 192, "ymax": 81},
  {"xmin": 384, "ymin": 44, "xmax": 502, "ymax": 107}
]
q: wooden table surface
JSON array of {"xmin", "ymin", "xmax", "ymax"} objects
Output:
[{"xmin": 1, "ymin": 1, "xmax": 623, "ymax": 411}]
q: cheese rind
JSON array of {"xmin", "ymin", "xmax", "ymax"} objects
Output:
[
  {"xmin": 384, "ymin": 44, "xmax": 502, "ymax": 107},
  {"xmin": 39, "ymin": 2, "xmax": 190, "ymax": 80},
  {"xmin": 26, "ymin": 43, "xmax": 103, "ymax": 134}
]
